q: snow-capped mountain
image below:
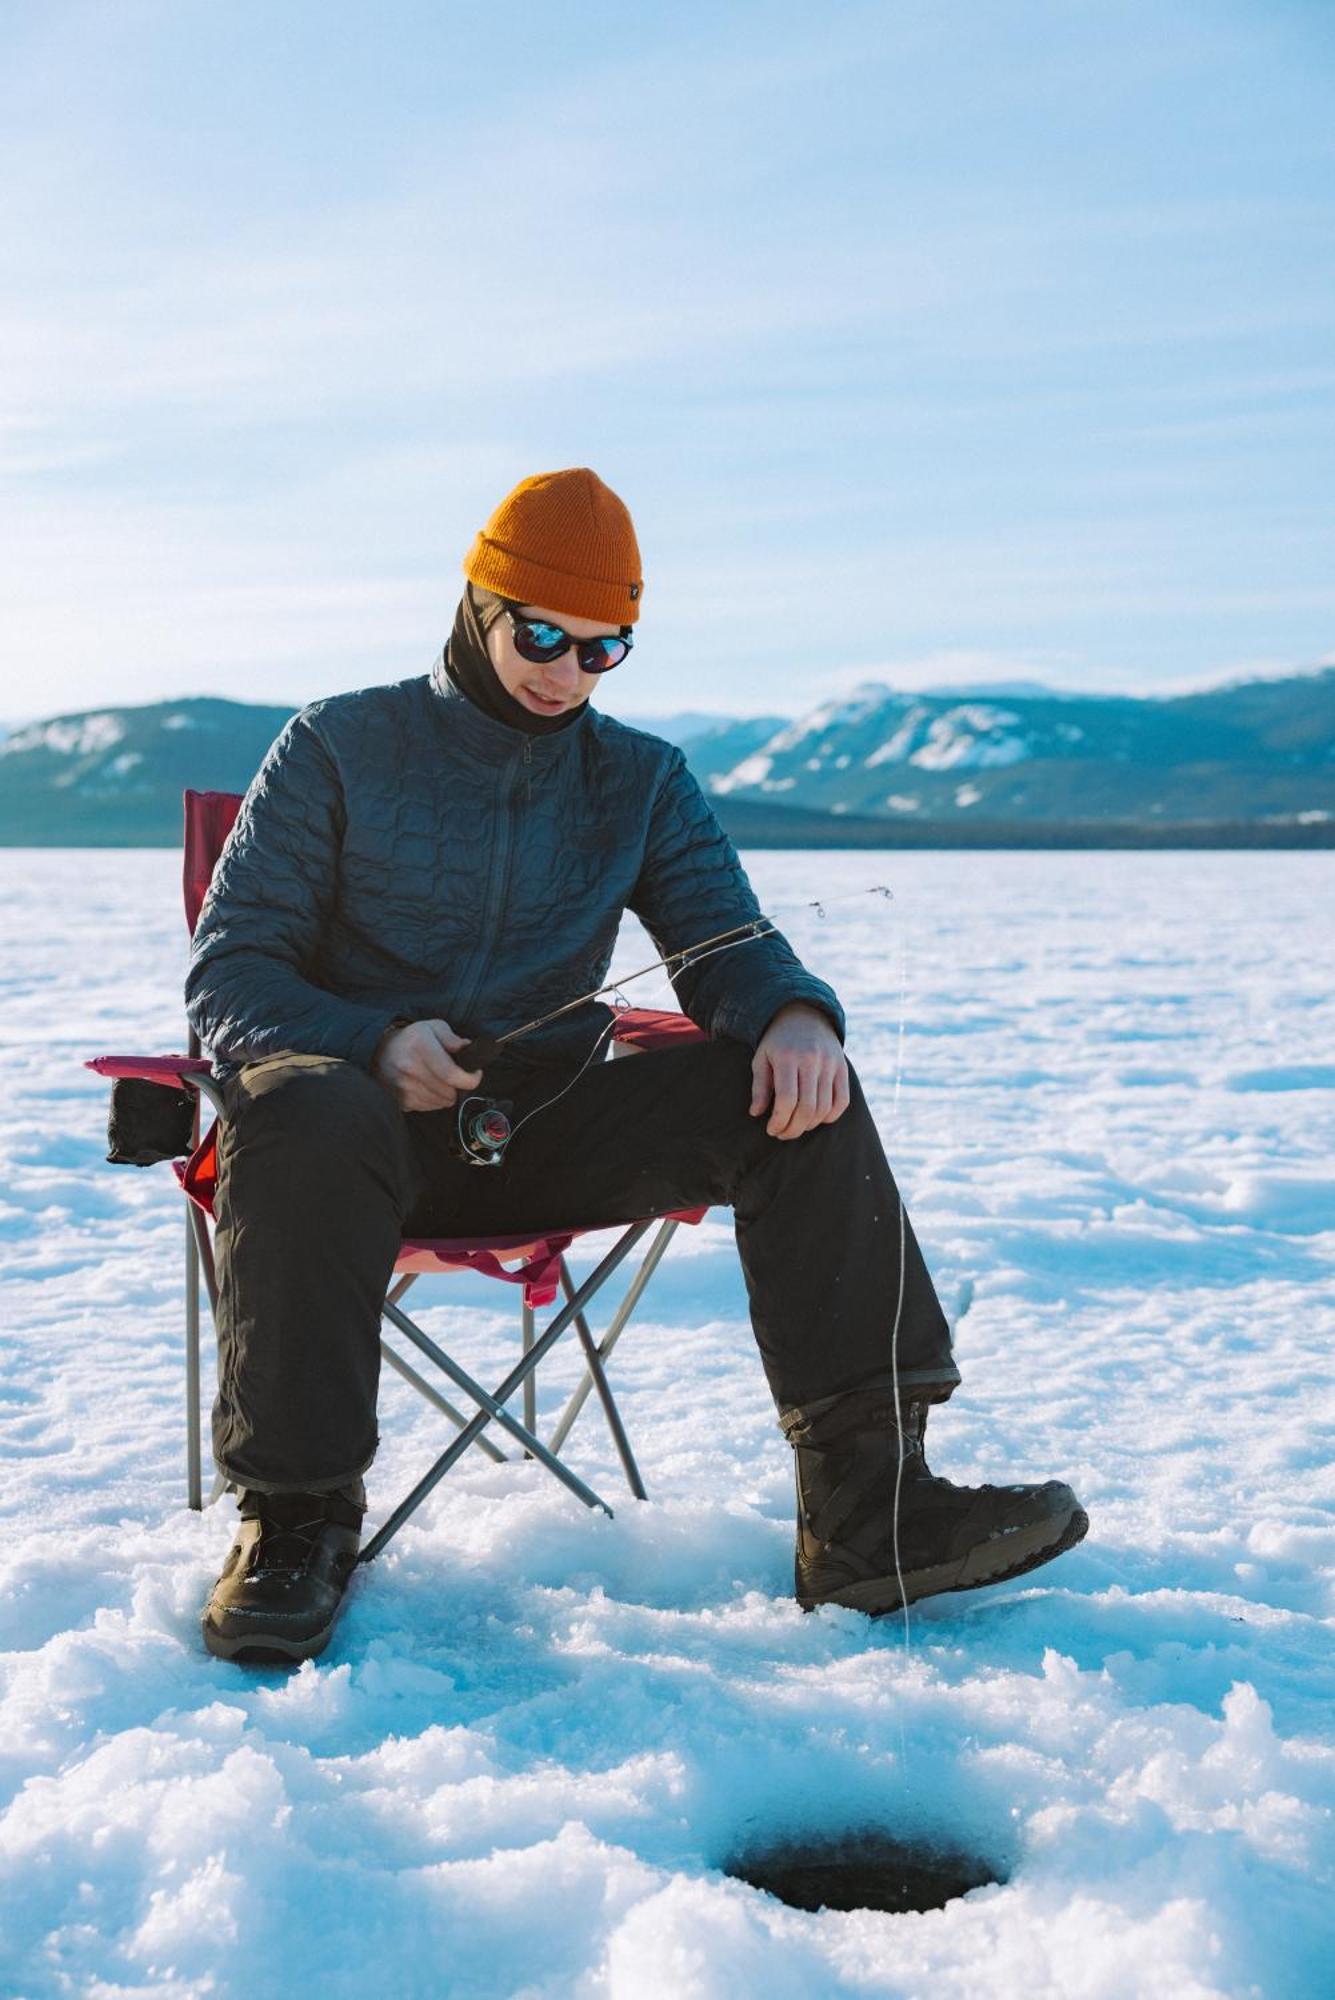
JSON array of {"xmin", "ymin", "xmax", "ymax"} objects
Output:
[
  {"xmin": 686, "ymin": 672, "xmax": 1335, "ymax": 828},
  {"xmin": 0, "ymin": 698, "xmax": 297, "ymax": 845}
]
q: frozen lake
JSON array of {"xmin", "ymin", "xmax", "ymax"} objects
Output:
[{"xmin": 1, "ymin": 848, "xmax": 1332, "ymax": 1998}]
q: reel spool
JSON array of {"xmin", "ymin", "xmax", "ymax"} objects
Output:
[{"xmin": 453, "ymin": 1095, "xmax": 513, "ymax": 1168}]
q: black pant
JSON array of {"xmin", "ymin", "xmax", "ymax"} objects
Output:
[{"xmin": 210, "ymin": 1038, "xmax": 960, "ymax": 1493}]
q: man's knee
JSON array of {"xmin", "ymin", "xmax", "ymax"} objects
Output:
[{"xmin": 694, "ymin": 1039, "xmax": 874, "ymax": 1150}]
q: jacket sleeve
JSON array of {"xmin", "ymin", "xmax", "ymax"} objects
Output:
[
  {"xmin": 628, "ymin": 748, "xmax": 846, "ymax": 1048},
  {"xmin": 184, "ymin": 711, "xmax": 399, "ymax": 1068}
]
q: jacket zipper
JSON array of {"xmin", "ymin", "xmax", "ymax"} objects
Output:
[{"xmin": 452, "ymin": 741, "xmax": 529, "ymax": 1027}]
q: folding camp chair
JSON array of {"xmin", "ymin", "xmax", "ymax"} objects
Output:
[{"xmin": 88, "ymin": 788, "xmax": 709, "ymax": 1564}]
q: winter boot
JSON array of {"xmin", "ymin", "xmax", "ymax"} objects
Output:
[
  {"xmin": 201, "ymin": 1477, "xmax": 366, "ymax": 1663},
  {"xmin": 781, "ymin": 1388, "xmax": 1088, "ymax": 1615}
]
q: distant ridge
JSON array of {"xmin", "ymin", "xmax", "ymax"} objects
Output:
[
  {"xmin": 0, "ymin": 673, "xmax": 1331, "ymax": 846},
  {"xmin": 0, "ymin": 698, "xmax": 296, "ymax": 846},
  {"xmin": 686, "ymin": 669, "xmax": 1335, "ymax": 834}
]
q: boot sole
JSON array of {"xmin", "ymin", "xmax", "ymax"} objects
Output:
[
  {"xmin": 202, "ymin": 1615, "xmax": 339, "ymax": 1664},
  {"xmin": 800, "ymin": 1504, "xmax": 1090, "ymax": 1616}
]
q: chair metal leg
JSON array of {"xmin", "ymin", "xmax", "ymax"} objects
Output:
[
  {"xmin": 185, "ymin": 1205, "xmax": 203, "ymax": 1511},
  {"xmin": 185, "ymin": 1203, "xmax": 223, "ymax": 1513},
  {"xmin": 521, "ymin": 1300, "xmax": 536, "ymax": 1452},
  {"xmin": 184, "ymin": 1034, "xmax": 205, "ymax": 1512},
  {"xmin": 189, "ymin": 1201, "xmax": 220, "ymax": 1313},
  {"xmin": 380, "ymin": 1338, "xmax": 507, "ymax": 1463},
  {"xmin": 556, "ymin": 1259, "xmax": 647, "ymax": 1501},
  {"xmin": 375, "ymin": 1298, "xmax": 611, "ymax": 1516},
  {"xmin": 359, "ymin": 1221, "xmax": 654, "ymax": 1562},
  {"xmin": 548, "ymin": 1219, "xmax": 679, "ymax": 1456}
]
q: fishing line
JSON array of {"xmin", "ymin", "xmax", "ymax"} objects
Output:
[
  {"xmin": 500, "ymin": 1012, "xmax": 623, "ymax": 1150},
  {"xmin": 456, "ymin": 887, "xmax": 895, "ymax": 1072},
  {"xmin": 493, "ymin": 885, "xmax": 906, "ymax": 1254},
  {"xmin": 503, "ymin": 924, "xmax": 795, "ymax": 1148}
]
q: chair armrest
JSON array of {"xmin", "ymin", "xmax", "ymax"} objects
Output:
[
  {"xmin": 609, "ymin": 1008, "xmax": 708, "ymax": 1054},
  {"xmin": 86, "ymin": 1055, "xmax": 214, "ymax": 1089}
]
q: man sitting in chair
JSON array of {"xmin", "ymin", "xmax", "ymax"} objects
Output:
[{"xmin": 187, "ymin": 466, "xmax": 1087, "ymax": 1663}]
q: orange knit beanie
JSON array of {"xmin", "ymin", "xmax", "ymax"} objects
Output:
[{"xmin": 462, "ymin": 467, "xmax": 644, "ymax": 627}]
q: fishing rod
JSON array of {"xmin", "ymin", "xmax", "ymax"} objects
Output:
[
  {"xmin": 450, "ymin": 886, "xmax": 893, "ymax": 1165},
  {"xmin": 454, "ymin": 886, "xmax": 893, "ymax": 1071}
]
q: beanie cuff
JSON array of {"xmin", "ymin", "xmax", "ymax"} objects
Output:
[{"xmin": 464, "ymin": 532, "xmax": 642, "ymax": 626}]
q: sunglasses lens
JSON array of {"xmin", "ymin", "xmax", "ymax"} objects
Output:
[
  {"xmin": 513, "ymin": 620, "xmax": 568, "ymax": 661},
  {"xmin": 578, "ymin": 637, "xmax": 630, "ymax": 673}
]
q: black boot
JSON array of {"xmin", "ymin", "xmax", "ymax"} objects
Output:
[
  {"xmin": 781, "ymin": 1388, "xmax": 1088, "ymax": 1615},
  {"xmin": 202, "ymin": 1478, "xmax": 366, "ymax": 1663}
]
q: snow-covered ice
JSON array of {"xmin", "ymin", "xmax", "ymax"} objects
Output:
[{"xmin": 1, "ymin": 848, "xmax": 1332, "ymax": 1999}]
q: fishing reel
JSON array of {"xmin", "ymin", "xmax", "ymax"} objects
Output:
[
  {"xmin": 449, "ymin": 1033, "xmax": 512, "ymax": 1168},
  {"xmin": 453, "ymin": 1094, "xmax": 514, "ymax": 1168}
]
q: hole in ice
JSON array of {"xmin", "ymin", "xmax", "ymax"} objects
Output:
[{"xmin": 724, "ymin": 1829, "xmax": 1003, "ymax": 1914}]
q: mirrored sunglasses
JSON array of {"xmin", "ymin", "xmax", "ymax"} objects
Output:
[{"xmin": 504, "ymin": 604, "xmax": 633, "ymax": 674}]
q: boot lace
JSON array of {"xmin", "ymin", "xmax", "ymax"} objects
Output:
[{"xmin": 246, "ymin": 1497, "xmax": 335, "ymax": 1576}]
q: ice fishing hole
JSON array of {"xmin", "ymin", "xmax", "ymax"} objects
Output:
[{"xmin": 725, "ymin": 1830, "xmax": 1004, "ymax": 1915}]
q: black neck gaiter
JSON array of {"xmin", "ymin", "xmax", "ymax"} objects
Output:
[{"xmin": 444, "ymin": 583, "xmax": 590, "ymax": 737}]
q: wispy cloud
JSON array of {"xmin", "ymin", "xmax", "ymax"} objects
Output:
[{"xmin": 1, "ymin": 0, "xmax": 1332, "ymax": 716}]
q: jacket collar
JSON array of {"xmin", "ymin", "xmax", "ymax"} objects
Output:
[{"xmin": 428, "ymin": 650, "xmax": 592, "ymax": 765}]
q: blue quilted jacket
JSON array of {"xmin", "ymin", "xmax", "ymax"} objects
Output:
[{"xmin": 185, "ymin": 656, "xmax": 845, "ymax": 1075}]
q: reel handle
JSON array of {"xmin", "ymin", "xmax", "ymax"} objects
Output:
[{"xmin": 454, "ymin": 1032, "xmax": 502, "ymax": 1073}]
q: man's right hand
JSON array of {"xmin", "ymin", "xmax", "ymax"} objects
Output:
[{"xmin": 370, "ymin": 1019, "xmax": 483, "ymax": 1114}]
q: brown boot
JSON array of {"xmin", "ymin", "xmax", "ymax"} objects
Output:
[{"xmin": 781, "ymin": 1389, "xmax": 1087, "ymax": 1615}]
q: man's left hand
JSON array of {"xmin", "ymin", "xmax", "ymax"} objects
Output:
[{"xmin": 750, "ymin": 1002, "xmax": 850, "ymax": 1140}]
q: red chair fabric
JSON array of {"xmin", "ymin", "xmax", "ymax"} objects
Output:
[
  {"xmin": 606, "ymin": 1006, "xmax": 711, "ymax": 1052},
  {"xmin": 184, "ymin": 789, "xmax": 242, "ymax": 934},
  {"xmin": 87, "ymin": 1054, "xmax": 214, "ymax": 1088}
]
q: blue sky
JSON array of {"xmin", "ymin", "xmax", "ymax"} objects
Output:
[{"xmin": 2, "ymin": 0, "xmax": 1332, "ymax": 722}]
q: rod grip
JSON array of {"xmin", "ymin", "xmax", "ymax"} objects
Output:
[{"xmin": 454, "ymin": 1033, "xmax": 501, "ymax": 1073}]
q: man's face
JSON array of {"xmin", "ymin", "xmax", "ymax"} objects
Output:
[{"xmin": 485, "ymin": 602, "xmax": 622, "ymax": 718}]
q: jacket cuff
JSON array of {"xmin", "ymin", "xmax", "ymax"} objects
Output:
[
  {"xmin": 759, "ymin": 997, "xmax": 845, "ymax": 1044},
  {"xmin": 713, "ymin": 975, "xmax": 846, "ymax": 1050},
  {"xmin": 344, "ymin": 1010, "xmax": 410, "ymax": 1071}
]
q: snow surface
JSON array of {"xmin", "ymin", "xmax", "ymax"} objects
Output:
[{"xmin": 1, "ymin": 849, "xmax": 1332, "ymax": 2000}]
